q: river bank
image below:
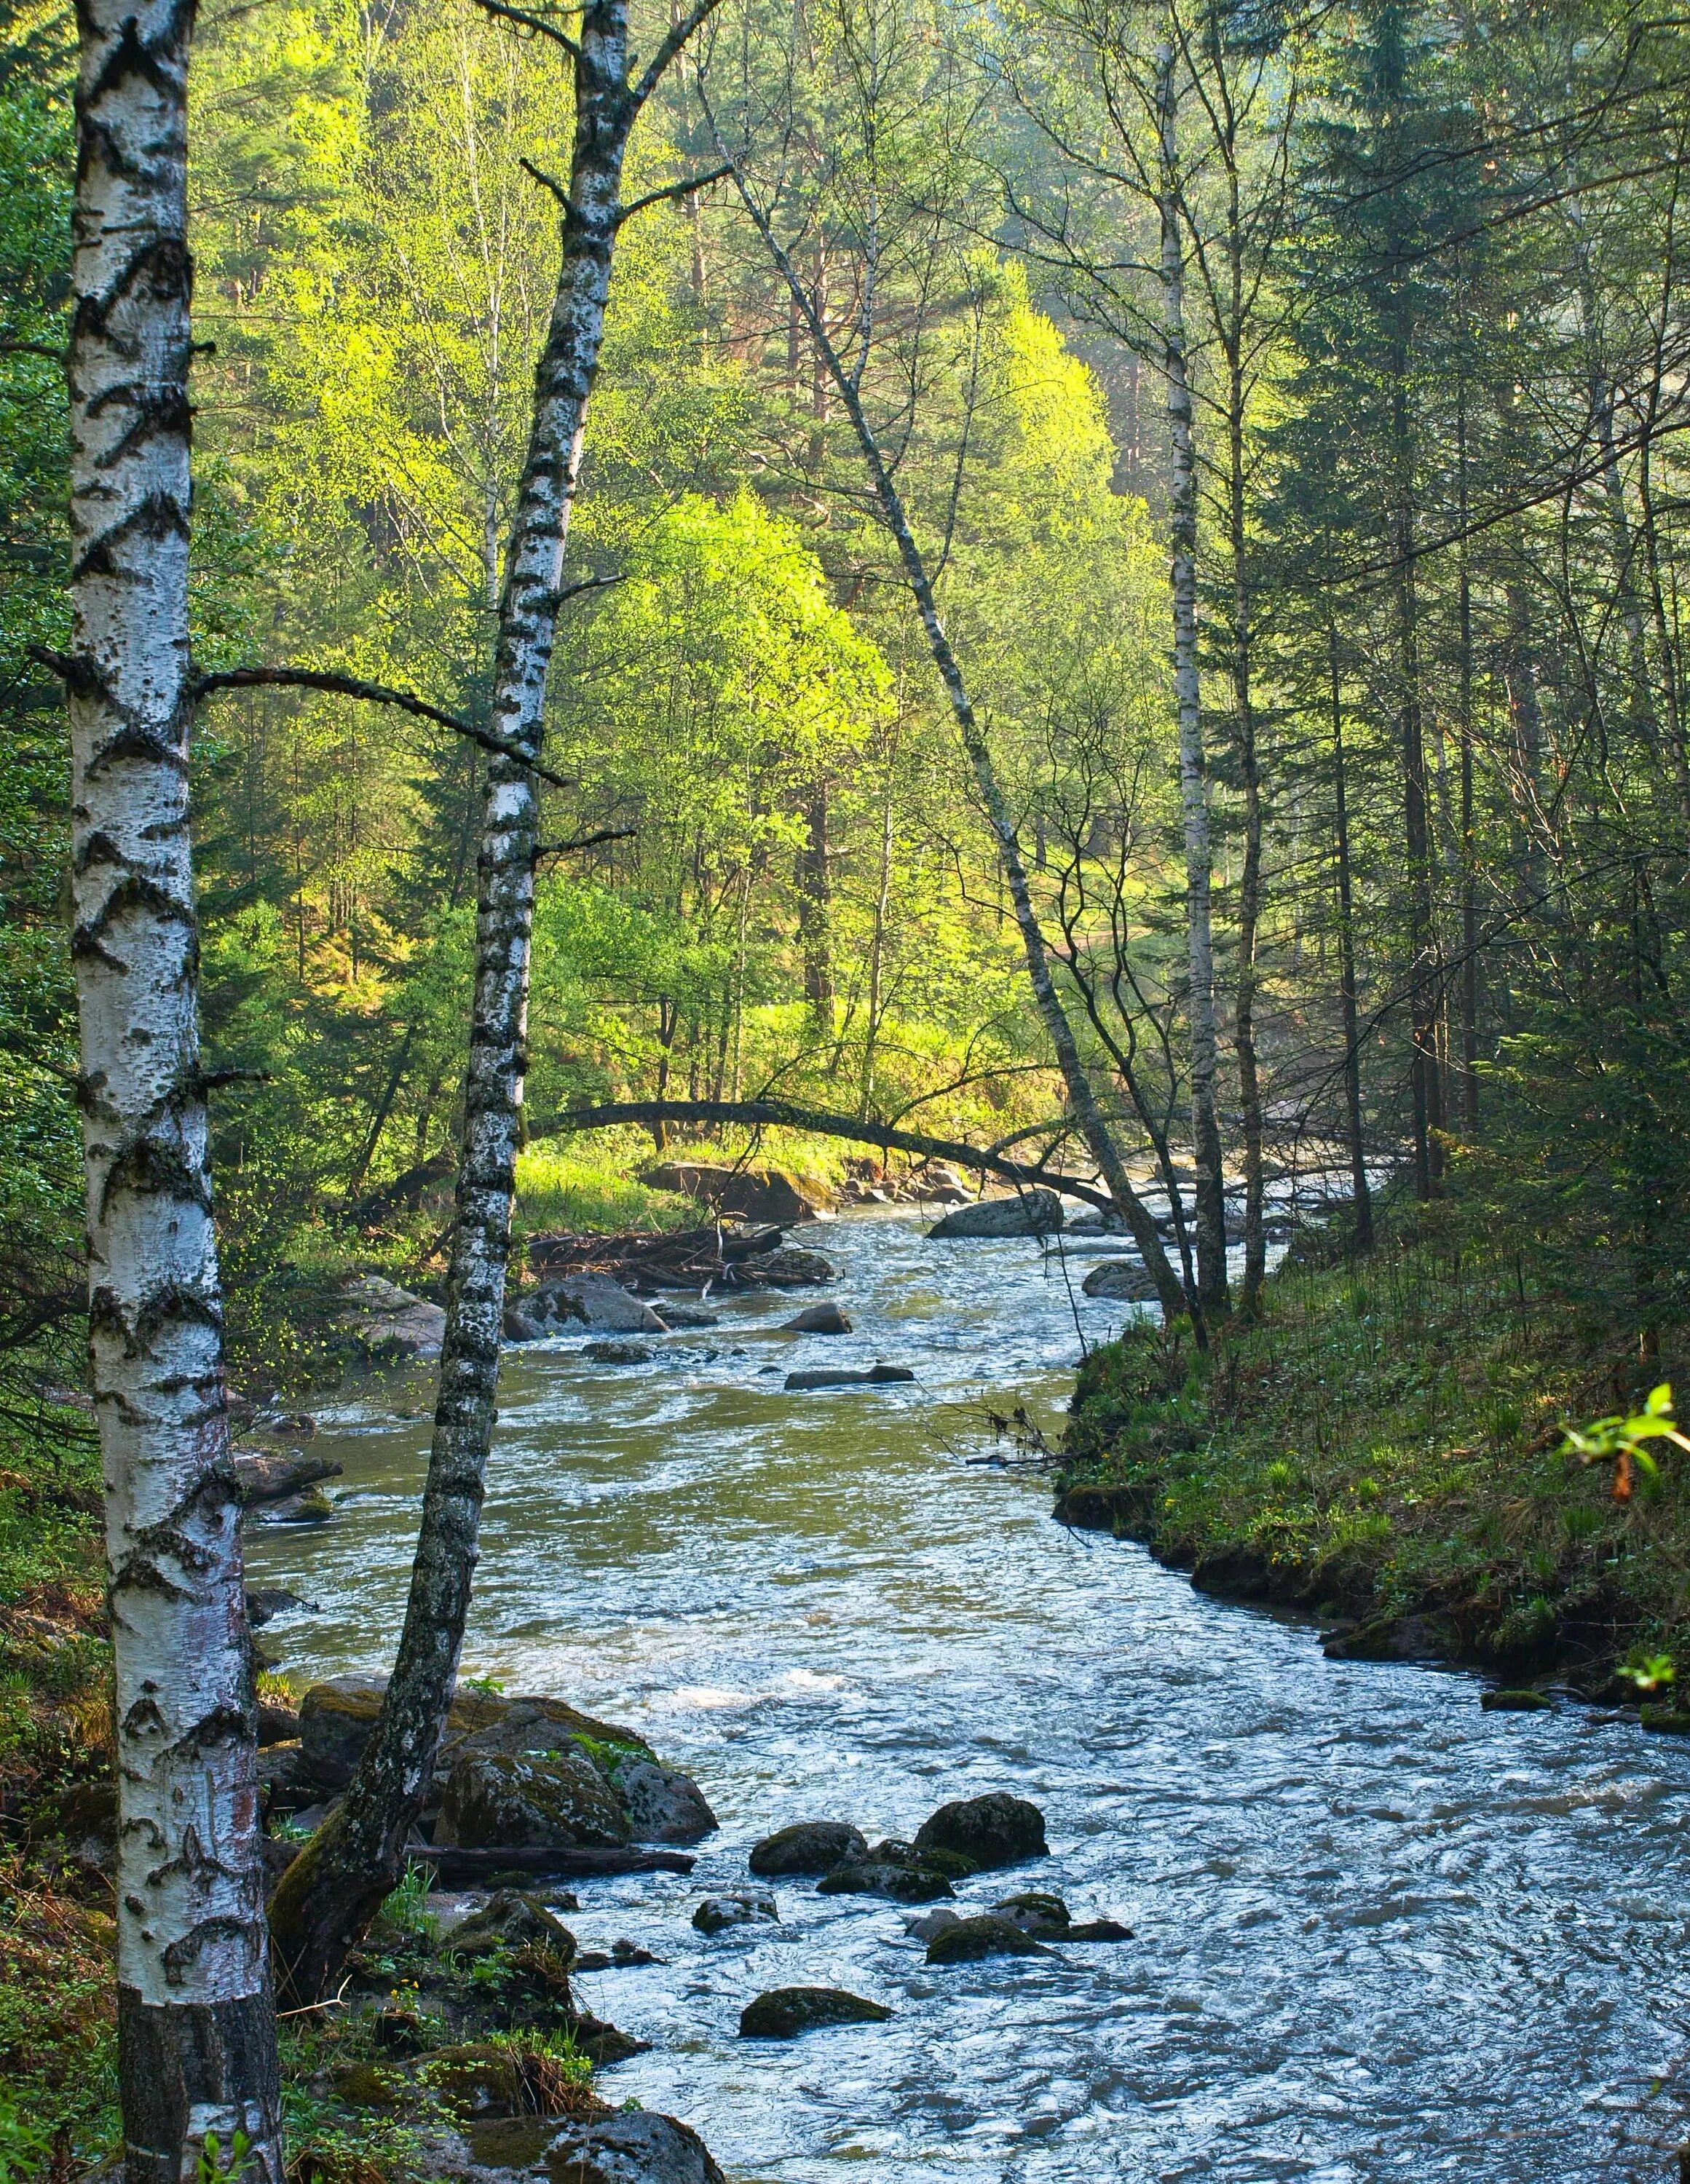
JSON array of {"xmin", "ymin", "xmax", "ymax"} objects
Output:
[{"xmin": 1055, "ymin": 1214, "xmax": 1690, "ymax": 1706}]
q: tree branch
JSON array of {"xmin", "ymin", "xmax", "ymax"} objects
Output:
[
  {"xmin": 631, "ymin": 0, "xmax": 725, "ymax": 107},
  {"xmin": 616, "ymin": 165, "xmax": 733, "ymax": 226},
  {"xmin": 533, "ymin": 1097, "xmax": 1119, "ymax": 1213},
  {"xmin": 532, "ymin": 826, "xmax": 635, "ymax": 863},
  {"xmin": 472, "ymin": 0, "xmax": 579, "ymax": 59},
  {"xmin": 189, "ymin": 667, "xmax": 575, "ymax": 790}
]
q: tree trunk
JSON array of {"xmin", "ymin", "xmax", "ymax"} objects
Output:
[
  {"xmin": 797, "ymin": 783, "xmax": 832, "ymax": 1029},
  {"xmin": 1327, "ymin": 623, "xmax": 1373, "ymax": 1251},
  {"xmin": 65, "ymin": 0, "xmax": 283, "ymax": 2173},
  {"xmin": 1157, "ymin": 43, "xmax": 1228, "ymax": 1316},
  {"xmin": 1224, "ymin": 328, "xmax": 1265, "ymax": 1317},
  {"xmin": 1390, "ymin": 325, "xmax": 1438, "ymax": 1200},
  {"xmin": 1456, "ymin": 397, "xmax": 1479, "ymax": 1133},
  {"xmin": 269, "ymin": 0, "xmax": 683, "ymax": 2003}
]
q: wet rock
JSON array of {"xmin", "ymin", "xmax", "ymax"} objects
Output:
[
  {"xmin": 748, "ymin": 1820, "xmax": 868, "ymax": 1876},
  {"xmin": 783, "ymin": 1363, "xmax": 915, "ymax": 1390},
  {"xmin": 738, "ymin": 1987, "xmax": 892, "ymax": 2039},
  {"xmin": 297, "ymin": 1678, "xmax": 649, "ymax": 1794},
  {"xmin": 1052, "ymin": 1481, "xmax": 1150, "ymax": 1531},
  {"xmin": 1081, "ymin": 1258, "xmax": 1160, "ymax": 1302},
  {"xmin": 336, "ymin": 1273, "xmax": 448, "ymax": 1362},
  {"xmin": 246, "ymin": 1584, "xmax": 315, "ymax": 1626},
  {"xmin": 256, "ymin": 1702, "xmax": 300, "ymax": 1746},
  {"xmin": 781, "ymin": 1302, "xmax": 852, "ymax": 1334},
  {"xmin": 913, "ymin": 1792, "xmax": 1047, "ymax": 1871},
  {"xmin": 1066, "ymin": 1208, "xmax": 1129, "ymax": 1235},
  {"xmin": 904, "ymin": 1907, "xmax": 963, "ymax": 1943},
  {"xmin": 518, "ymin": 2108, "xmax": 727, "ymax": 2182},
  {"xmin": 531, "ymin": 1274, "xmax": 668, "ymax": 1334},
  {"xmin": 816, "ymin": 1860, "xmax": 955, "ymax": 1903},
  {"xmin": 925, "ymin": 1914, "xmax": 1056, "ymax": 1965},
  {"xmin": 232, "ymin": 1449, "xmax": 344, "ymax": 1507},
  {"xmin": 582, "ymin": 1340, "xmax": 653, "ymax": 1366},
  {"xmin": 928, "ymin": 1190, "xmax": 1064, "ymax": 1239},
  {"xmin": 637, "ymin": 1162, "xmax": 830, "ymax": 1226},
  {"xmin": 692, "ymin": 1890, "xmax": 778, "ymax": 1935},
  {"xmin": 504, "ymin": 1306, "xmax": 546, "ymax": 1342},
  {"xmin": 435, "ymin": 1751, "xmax": 633, "ymax": 1851},
  {"xmin": 260, "ymin": 1487, "xmax": 335, "ymax": 1526},
  {"xmin": 611, "ymin": 1757, "xmax": 717, "ymax": 1843},
  {"xmin": 439, "ymin": 1890, "xmax": 577, "ymax": 1963},
  {"xmin": 1482, "ymin": 1689, "xmax": 1553, "ymax": 1713},
  {"xmin": 1066, "ymin": 1918, "xmax": 1134, "ymax": 1941},
  {"xmin": 992, "ymin": 1891, "xmax": 1071, "ymax": 1937},
  {"xmin": 650, "ymin": 1300, "xmax": 719, "ymax": 1328},
  {"xmin": 861, "ymin": 1837, "xmax": 977, "ymax": 1878},
  {"xmin": 739, "ymin": 1247, "xmax": 836, "ymax": 1287}
]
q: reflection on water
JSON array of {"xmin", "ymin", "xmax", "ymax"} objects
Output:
[{"xmin": 247, "ymin": 1215, "xmax": 1690, "ymax": 2181}]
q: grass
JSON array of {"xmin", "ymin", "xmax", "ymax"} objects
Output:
[
  {"xmin": 1059, "ymin": 1208, "xmax": 1690, "ymax": 1688},
  {"xmin": 512, "ymin": 1123, "xmax": 869, "ymax": 1241}
]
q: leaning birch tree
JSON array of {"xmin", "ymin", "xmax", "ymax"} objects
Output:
[
  {"xmin": 53, "ymin": 0, "xmax": 284, "ymax": 2172},
  {"xmin": 266, "ymin": 0, "xmax": 724, "ymax": 2002},
  {"xmin": 698, "ymin": 0, "xmax": 1191, "ymax": 1324}
]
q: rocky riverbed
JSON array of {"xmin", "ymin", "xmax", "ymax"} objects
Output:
[{"xmin": 247, "ymin": 1211, "xmax": 1690, "ymax": 2181}]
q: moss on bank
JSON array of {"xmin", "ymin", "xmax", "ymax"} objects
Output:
[{"xmin": 1057, "ymin": 1213, "xmax": 1690, "ymax": 1691}]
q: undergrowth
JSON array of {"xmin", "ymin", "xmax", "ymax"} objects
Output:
[{"xmin": 1059, "ymin": 1204, "xmax": 1690, "ymax": 1684}]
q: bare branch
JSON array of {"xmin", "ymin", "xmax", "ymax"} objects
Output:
[
  {"xmin": 190, "ymin": 666, "xmax": 576, "ymax": 790},
  {"xmin": 631, "ymin": 0, "xmax": 726, "ymax": 110},
  {"xmin": 472, "ymin": 0, "xmax": 579, "ymax": 59},
  {"xmin": 616, "ymin": 165, "xmax": 733, "ymax": 226},
  {"xmin": 532, "ymin": 826, "xmax": 636, "ymax": 863}
]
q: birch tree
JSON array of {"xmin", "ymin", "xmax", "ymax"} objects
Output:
[
  {"xmin": 53, "ymin": 0, "xmax": 284, "ymax": 2172},
  {"xmin": 266, "ymin": 0, "xmax": 724, "ymax": 2003},
  {"xmin": 699, "ymin": 0, "xmax": 1192, "ymax": 1323}
]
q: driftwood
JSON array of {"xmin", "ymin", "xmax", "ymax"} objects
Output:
[
  {"xmin": 410, "ymin": 1844, "xmax": 695, "ymax": 1882},
  {"xmin": 525, "ymin": 1221, "xmax": 789, "ymax": 1294},
  {"xmin": 534, "ymin": 1099, "xmax": 1115, "ymax": 1214}
]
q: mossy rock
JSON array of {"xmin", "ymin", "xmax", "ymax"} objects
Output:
[
  {"xmin": 925, "ymin": 1914, "xmax": 1057, "ymax": 1966},
  {"xmin": 816, "ymin": 1860, "xmax": 955, "ymax": 1903},
  {"xmin": 749, "ymin": 1820, "xmax": 868, "ymax": 1877},
  {"xmin": 738, "ymin": 1987, "xmax": 892, "ymax": 2038},
  {"xmin": 440, "ymin": 1889, "xmax": 577, "ymax": 1964},
  {"xmin": 435, "ymin": 1749, "xmax": 631, "ymax": 1851},
  {"xmin": 419, "ymin": 2043, "xmax": 525, "ymax": 2119},
  {"xmin": 328, "ymin": 2062, "xmax": 402, "ymax": 2109},
  {"xmin": 912, "ymin": 1793, "xmax": 1046, "ymax": 1871},
  {"xmin": 1640, "ymin": 1704, "xmax": 1690, "ymax": 1735},
  {"xmin": 1481, "ymin": 1689, "xmax": 1553, "ymax": 1712}
]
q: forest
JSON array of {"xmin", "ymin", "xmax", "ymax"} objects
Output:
[{"xmin": 4, "ymin": 0, "xmax": 1690, "ymax": 2175}]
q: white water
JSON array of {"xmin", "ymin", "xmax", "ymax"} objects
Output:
[{"xmin": 247, "ymin": 1213, "xmax": 1690, "ymax": 2180}]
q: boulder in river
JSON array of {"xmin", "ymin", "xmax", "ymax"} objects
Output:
[
  {"xmin": 637, "ymin": 1162, "xmax": 830, "ymax": 1225},
  {"xmin": 651, "ymin": 1300, "xmax": 719, "ymax": 1328},
  {"xmin": 336, "ymin": 1273, "xmax": 447, "ymax": 1362},
  {"xmin": 232, "ymin": 1449, "xmax": 343, "ymax": 1507},
  {"xmin": 498, "ymin": 2110, "xmax": 727, "ymax": 2183},
  {"xmin": 925, "ymin": 1913, "xmax": 1056, "ymax": 1965},
  {"xmin": 914, "ymin": 1792, "xmax": 1048, "ymax": 1870},
  {"xmin": 583, "ymin": 1340, "xmax": 653, "ymax": 1366},
  {"xmin": 992, "ymin": 1891, "xmax": 1073, "ymax": 1938},
  {"xmin": 816, "ymin": 1859, "xmax": 955, "ymax": 1903},
  {"xmin": 1481, "ymin": 1689, "xmax": 1554, "ymax": 1713},
  {"xmin": 739, "ymin": 1246, "xmax": 836, "ymax": 1287},
  {"xmin": 1081, "ymin": 1258, "xmax": 1161, "ymax": 1302},
  {"xmin": 611, "ymin": 1757, "xmax": 718, "ymax": 1843},
  {"xmin": 692, "ymin": 1890, "xmax": 778, "ymax": 1935},
  {"xmin": 434, "ymin": 1751, "xmax": 633, "ymax": 1851},
  {"xmin": 245, "ymin": 1583, "xmax": 315, "ymax": 1625},
  {"xmin": 439, "ymin": 1889, "xmax": 577, "ymax": 1963},
  {"xmin": 927, "ymin": 1190, "xmax": 1064, "ymax": 1239},
  {"xmin": 527, "ymin": 1273, "xmax": 668, "ymax": 1334},
  {"xmin": 297, "ymin": 1678, "xmax": 653, "ymax": 1793},
  {"xmin": 749, "ymin": 1820, "xmax": 868, "ymax": 1876},
  {"xmin": 738, "ymin": 1987, "xmax": 892, "ymax": 2039},
  {"xmin": 781, "ymin": 1302, "xmax": 852, "ymax": 1334},
  {"xmin": 784, "ymin": 1363, "xmax": 915, "ymax": 1391}
]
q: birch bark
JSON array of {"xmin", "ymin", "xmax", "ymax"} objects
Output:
[
  {"xmin": 1156, "ymin": 43, "xmax": 1228, "ymax": 1316},
  {"xmin": 268, "ymin": 0, "xmax": 713, "ymax": 2001},
  {"xmin": 64, "ymin": 0, "xmax": 283, "ymax": 2173}
]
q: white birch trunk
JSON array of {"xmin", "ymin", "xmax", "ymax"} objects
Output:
[
  {"xmin": 269, "ymin": 0, "xmax": 676, "ymax": 1999},
  {"xmin": 1157, "ymin": 43, "xmax": 1228, "ymax": 1317},
  {"xmin": 65, "ymin": 0, "xmax": 283, "ymax": 2173}
]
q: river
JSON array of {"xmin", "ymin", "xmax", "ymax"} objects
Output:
[{"xmin": 246, "ymin": 1211, "xmax": 1690, "ymax": 2182}]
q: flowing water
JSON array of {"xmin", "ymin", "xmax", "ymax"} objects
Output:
[{"xmin": 247, "ymin": 1214, "xmax": 1690, "ymax": 2182}]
